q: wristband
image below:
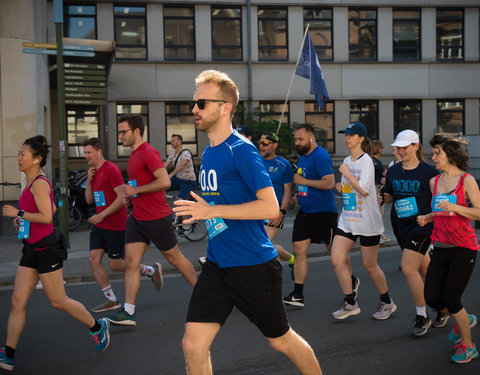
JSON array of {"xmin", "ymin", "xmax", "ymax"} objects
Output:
[
  {"xmin": 280, "ymin": 209, "xmax": 287, "ymax": 216},
  {"xmin": 17, "ymin": 209, "xmax": 25, "ymax": 219}
]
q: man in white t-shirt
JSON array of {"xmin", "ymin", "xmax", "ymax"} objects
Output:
[{"xmin": 165, "ymin": 134, "xmax": 197, "ymax": 200}]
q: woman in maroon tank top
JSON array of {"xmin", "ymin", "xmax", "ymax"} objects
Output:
[
  {"xmin": 0, "ymin": 136, "xmax": 110, "ymax": 371},
  {"xmin": 417, "ymin": 134, "xmax": 480, "ymax": 364}
]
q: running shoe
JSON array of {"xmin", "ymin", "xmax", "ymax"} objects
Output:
[
  {"xmin": 151, "ymin": 262, "xmax": 164, "ymax": 291},
  {"xmin": 352, "ymin": 276, "xmax": 360, "ymax": 300},
  {"xmin": 448, "ymin": 314, "xmax": 478, "ymax": 344},
  {"xmin": 372, "ymin": 300, "xmax": 397, "ymax": 320},
  {"xmin": 450, "ymin": 342, "xmax": 479, "ymax": 364},
  {"xmin": 432, "ymin": 311, "xmax": 450, "ymax": 328},
  {"xmin": 283, "ymin": 291, "xmax": 304, "ymax": 307},
  {"xmin": 106, "ymin": 309, "xmax": 136, "ymax": 326},
  {"xmin": 90, "ymin": 318, "xmax": 110, "ymax": 352},
  {"xmin": 91, "ymin": 299, "xmax": 121, "ymax": 313},
  {"xmin": 412, "ymin": 315, "xmax": 432, "ymax": 336},
  {"xmin": 0, "ymin": 347, "xmax": 14, "ymax": 372},
  {"xmin": 332, "ymin": 301, "xmax": 361, "ymax": 320}
]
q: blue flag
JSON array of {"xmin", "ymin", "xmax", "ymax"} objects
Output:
[{"xmin": 295, "ymin": 32, "xmax": 329, "ymax": 109}]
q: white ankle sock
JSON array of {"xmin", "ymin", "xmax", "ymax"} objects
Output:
[
  {"xmin": 416, "ymin": 305, "xmax": 427, "ymax": 318},
  {"xmin": 142, "ymin": 265, "xmax": 155, "ymax": 277},
  {"xmin": 102, "ymin": 285, "xmax": 117, "ymax": 302},
  {"xmin": 124, "ymin": 303, "xmax": 135, "ymax": 315}
]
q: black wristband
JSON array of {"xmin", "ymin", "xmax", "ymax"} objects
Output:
[
  {"xmin": 280, "ymin": 209, "xmax": 287, "ymax": 216},
  {"xmin": 17, "ymin": 209, "xmax": 25, "ymax": 218}
]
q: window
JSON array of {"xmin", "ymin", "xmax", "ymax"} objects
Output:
[
  {"xmin": 303, "ymin": 8, "xmax": 333, "ymax": 61},
  {"xmin": 67, "ymin": 106, "xmax": 99, "ymax": 158},
  {"xmin": 165, "ymin": 103, "xmax": 197, "ymax": 155},
  {"xmin": 212, "ymin": 7, "xmax": 242, "ymax": 61},
  {"xmin": 64, "ymin": 4, "xmax": 96, "ymax": 39},
  {"xmin": 305, "ymin": 102, "xmax": 334, "ymax": 153},
  {"xmin": 437, "ymin": 9, "xmax": 463, "ymax": 61},
  {"xmin": 164, "ymin": 6, "xmax": 195, "ymax": 60},
  {"xmin": 393, "ymin": 9, "xmax": 421, "ymax": 61},
  {"xmin": 258, "ymin": 8, "xmax": 288, "ymax": 61},
  {"xmin": 349, "ymin": 8, "xmax": 377, "ymax": 61},
  {"xmin": 232, "ymin": 100, "xmax": 246, "ymax": 128},
  {"xmin": 259, "ymin": 102, "xmax": 289, "ymax": 124},
  {"xmin": 437, "ymin": 100, "xmax": 464, "ymax": 135},
  {"xmin": 116, "ymin": 103, "xmax": 149, "ymax": 157},
  {"xmin": 114, "ymin": 5, "xmax": 147, "ymax": 60},
  {"xmin": 394, "ymin": 100, "xmax": 422, "ymax": 138},
  {"xmin": 349, "ymin": 101, "xmax": 378, "ymax": 139}
]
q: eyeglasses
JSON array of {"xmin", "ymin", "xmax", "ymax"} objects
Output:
[
  {"xmin": 191, "ymin": 99, "xmax": 227, "ymax": 110},
  {"xmin": 259, "ymin": 141, "xmax": 273, "ymax": 147},
  {"xmin": 118, "ymin": 129, "xmax": 132, "ymax": 136}
]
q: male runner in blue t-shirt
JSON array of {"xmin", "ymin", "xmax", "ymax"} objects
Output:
[
  {"xmin": 284, "ymin": 124, "xmax": 358, "ymax": 308},
  {"xmin": 174, "ymin": 70, "xmax": 322, "ymax": 375},
  {"xmin": 258, "ymin": 132, "xmax": 295, "ymax": 276}
]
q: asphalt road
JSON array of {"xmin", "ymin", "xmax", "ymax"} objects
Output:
[{"xmin": 0, "ymin": 248, "xmax": 479, "ymax": 374}]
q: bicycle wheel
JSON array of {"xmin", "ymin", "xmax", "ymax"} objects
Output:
[
  {"xmin": 185, "ymin": 220, "xmax": 208, "ymax": 242},
  {"xmin": 69, "ymin": 206, "xmax": 83, "ymax": 231}
]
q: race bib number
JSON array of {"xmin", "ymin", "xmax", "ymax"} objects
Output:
[
  {"xmin": 342, "ymin": 193, "xmax": 356, "ymax": 211},
  {"xmin": 18, "ymin": 219, "xmax": 30, "ymax": 239},
  {"xmin": 205, "ymin": 202, "xmax": 228, "ymax": 240},
  {"xmin": 298, "ymin": 185, "xmax": 308, "ymax": 196},
  {"xmin": 128, "ymin": 180, "xmax": 138, "ymax": 197},
  {"xmin": 93, "ymin": 191, "xmax": 107, "ymax": 207},
  {"xmin": 432, "ymin": 195, "xmax": 457, "ymax": 216},
  {"xmin": 395, "ymin": 197, "xmax": 419, "ymax": 218}
]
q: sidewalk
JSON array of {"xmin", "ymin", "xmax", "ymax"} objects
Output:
[{"xmin": 0, "ymin": 203, "xmax": 411, "ymax": 287}]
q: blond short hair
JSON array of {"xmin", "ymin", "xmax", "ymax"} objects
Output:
[{"xmin": 195, "ymin": 70, "xmax": 239, "ymax": 119}]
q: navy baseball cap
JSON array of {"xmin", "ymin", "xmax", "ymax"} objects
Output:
[
  {"xmin": 237, "ymin": 126, "xmax": 252, "ymax": 138},
  {"xmin": 338, "ymin": 122, "xmax": 367, "ymax": 137}
]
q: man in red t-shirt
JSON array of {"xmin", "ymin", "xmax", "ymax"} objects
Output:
[
  {"xmin": 106, "ymin": 115, "xmax": 197, "ymax": 326},
  {"xmin": 83, "ymin": 138, "xmax": 159, "ymax": 314}
]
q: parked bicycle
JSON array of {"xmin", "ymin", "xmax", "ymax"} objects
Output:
[{"xmin": 165, "ymin": 193, "xmax": 208, "ymax": 242}]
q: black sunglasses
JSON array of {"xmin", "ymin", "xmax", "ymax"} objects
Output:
[{"xmin": 191, "ymin": 99, "xmax": 227, "ymax": 110}]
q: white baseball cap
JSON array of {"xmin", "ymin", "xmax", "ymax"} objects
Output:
[{"xmin": 391, "ymin": 130, "xmax": 420, "ymax": 147}]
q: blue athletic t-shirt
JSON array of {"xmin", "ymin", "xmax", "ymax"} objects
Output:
[
  {"xmin": 297, "ymin": 146, "xmax": 337, "ymax": 213},
  {"xmin": 262, "ymin": 156, "xmax": 293, "ymax": 204},
  {"xmin": 200, "ymin": 131, "xmax": 277, "ymax": 268},
  {"xmin": 384, "ymin": 161, "xmax": 439, "ymax": 238}
]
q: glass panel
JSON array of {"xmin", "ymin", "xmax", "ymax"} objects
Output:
[
  {"xmin": 258, "ymin": 20, "xmax": 287, "ymax": 47},
  {"xmin": 349, "ymin": 101, "xmax": 378, "ymax": 139},
  {"xmin": 212, "ymin": 8, "xmax": 241, "ymax": 18},
  {"xmin": 115, "ymin": 47, "xmax": 147, "ymax": 60},
  {"xmin": 67, "ymin": 17, "xmax": 96, "ymax": 39},
  {"xmin": 212, "ymin": 20, "xmax": 241, "ymax": 46},
  {"xmin": 165, "ymin": 19, "xmax": 195, "ymax": 45},
  {"xmin": 212, "ymin": 48, "xmax": 242, "ymax": 60},
  {"xmin": 115, "ymin": 18, "xmax": 146, "ymax": 46},
  {"xmin": 67, "ymin": 108, "xmax": 99, "ymax": 158},
  {"xmin": 258, "ymin": 8, "xmax": 287, "ymax": 61},
  {"xmin": 165, "ymin": 103, "xmax": 197, "ymax": 156},
  {"xmin": 394, "ymin": 10, "xmax": 420, "ymax": 19},
  {"xmin": 67, "ymin": 5, "xmax": 96, "ymax": 16},
  {"xmin": 437, "ymin": 101, "xmax": 464, "ymax": 135},
  {"xmin": 259, "ymin": 9, "xmax": 287, "ymax": 18},
  {"xmin": 114, "ymin": 6, "xmax": 146, "ymax": 16},
  {"xmin": 164, "ymin": 7, "xmax": 194, "ymax": 17}
]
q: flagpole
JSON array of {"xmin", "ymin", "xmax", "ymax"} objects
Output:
[{"xmin": 276, "ymin": 24, "xmax": 310, "ymax": 135}]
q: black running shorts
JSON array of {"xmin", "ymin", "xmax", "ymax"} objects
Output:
[
  {"xmin": 19, "ymin": 247, "xmax": 63, "ymax": 274},
  {"xmin": 90, "ymin": 226, "xmax": 125, "ymax": 259},
  {"xmin": 403, "ymin": 233, "xmax": 431, "ymax": 255},
  {"xmin": 292, "ymin": 210, "xmax": 337, "ymax": 245},
  {"xmin": 335, "ymin": 227, "xmax": 381, "ymax": 247},
  {"xmin": 125, "ymin": 214, "xmax": 177, "ymax": 251},
  {"xmin": 186, "ymin": 258, "xmax": 290, "ymax": 338}
]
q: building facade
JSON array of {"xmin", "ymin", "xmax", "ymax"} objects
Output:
[{"xmin": 1, "ymin": 0, "xmax": 479, "ymax": 207}]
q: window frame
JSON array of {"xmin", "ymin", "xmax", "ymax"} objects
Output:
[
  {"xmin": 66, "ymin": 105, "xmax": 100, "ymax": 159},
  {"xmin": 257, "ymin": 7, "xmax": 288, "ymax": 61},
  {"xmin": 305, "ymin": 101, "xmax": 335, "ymax": 153},
  {"xmin": 392, "ymin": 8, "xmax": 421, "ymax": 61},
  {"xmin": 113, "ymin": 4, "xmax": 148, "ymax": 61},
  {"xmin": 303, "ymin": 7, "xmax": 333, "ymax": 62},
  {"xmin": 64, "ymin": 3, "xmax": 97, "ymax": 39},
  {"xmin": 165, "ymin": 102, "xmax": 198, "ymax": 157},
  {"xmin": 116, "ymin": 103, "xmax": 149, "ymax": 158},
  {"xmin": 211, "ymin": 6, "xmax": 243, "ymax": 61},
  {"xmin": 258, "ymin": 101, "xmax": 290, "ymax": 124},
  {"xmin": 436, "ymin": 8, "xmax": 464, "ymax": 61},
  {"xmin": 348, "ymin": 8, "xmax": 377, "ymax": 62},
  {"xmin": 436, "ymin": 99, "xmax": 465, "ymax": 136},
  {"xmin": 164, "ymin": 5, "xmax": 196, "ymax": 61},
  {"xmin": 393, "ymin": 100, "xmax": 422, "ymax": 140},
  {"xmin": 349, "ymin": 100, "xmax": 379, "ymax": 140}
]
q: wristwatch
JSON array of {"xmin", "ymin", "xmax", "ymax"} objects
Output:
[
  {"xmin": 280, "ymin": 209, "xmax": 287, "ymax": 216},
  {"xmin": 17, "ymin": 209, "xmax": 25, "ymax": 219}
]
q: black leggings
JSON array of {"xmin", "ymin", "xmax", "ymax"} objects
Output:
[{"xmin": 424, "ymin": 246, "xmax": 477, "ymax": 314}]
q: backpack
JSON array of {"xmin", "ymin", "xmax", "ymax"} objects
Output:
[{"xmin": 174, "ymin": 149, "xmax": 198, "ymax": 185}]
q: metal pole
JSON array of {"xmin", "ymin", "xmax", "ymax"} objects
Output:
[
  {"xmin": 54, "ymin": 0, "xmax": 69, "ymax": 246},
  {"xmin": 276, "ymin": 24, "xmax": 310, "ymax": 135}
]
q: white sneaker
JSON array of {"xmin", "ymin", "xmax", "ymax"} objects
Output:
[
  {"xmin": 332, "ymin": 301, "xmax": 361, "ymax": 320},
  {"xmin": 372, "ymin": 301, "xmax": 397, "ymax": 320}
]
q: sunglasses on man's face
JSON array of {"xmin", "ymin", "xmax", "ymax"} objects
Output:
[
  {"xmin": 259, "ymin": 141, "xmax": 273, "ymax": 147},
  {"xmin": 191, "ymin": 99, "xmax": 227, "ymax": 110}
]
